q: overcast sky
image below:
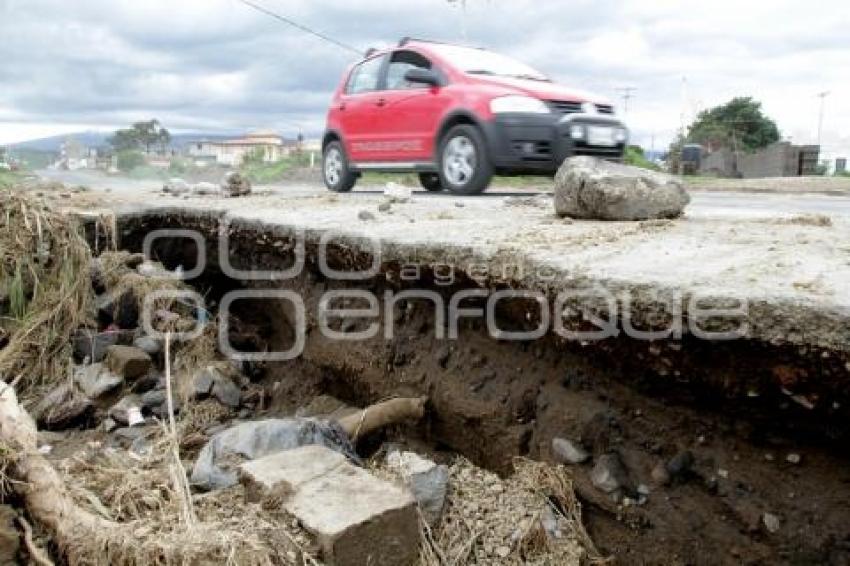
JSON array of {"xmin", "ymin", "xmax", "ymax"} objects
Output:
[{"xmin": 1, "ymin": 0, "xmax": 848, "ymax": 159}]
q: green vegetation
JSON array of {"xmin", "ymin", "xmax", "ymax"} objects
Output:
[
  {"xmin": 0, "ymin": 170, "xmax": 25, "ymax": 188},
  {"xmin": 239, "ymin": 152, "xmax": 315, "ymax": 184},
  {"xmin": 109, "ymin": 119, "xmax": 171, "ymax": 153},
  {"xmin": 623, "ymin": 145, "xmax": 660, "ymax": 171},
  {"xmin": 116, "ymin": 149, "xmax": 145, "ymax": 172},
  {"xmin": 686, "ymin": 97, "xmax": 780, "ymax": 152}
]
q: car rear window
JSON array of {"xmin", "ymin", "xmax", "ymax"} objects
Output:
[{"xmin": 346, "ymin": 55, "xmax": 385, "ymax": 94}]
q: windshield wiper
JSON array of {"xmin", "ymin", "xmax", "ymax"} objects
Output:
[
  {"xmin": 510, "ymin": 73, "xmax": 550, "ymax": 82},
  {"xmin": 466, "ymin": 69, "xmax": 496, "ymax": 75}
]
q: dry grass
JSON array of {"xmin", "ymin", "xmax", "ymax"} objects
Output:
[{"xmin": 0, "ymin": 187, "xmax": 95, "ymax": 397}]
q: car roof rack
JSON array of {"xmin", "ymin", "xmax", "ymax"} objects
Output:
[{"xmin": 398, "ymin": 36, "xmax": 483, "ymax": 49}]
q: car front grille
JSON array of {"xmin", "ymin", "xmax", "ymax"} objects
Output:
[
  {"xmin": 548, "ymin": 100, "xmax": 616, "ymax": 115},
  {"xmin": 548, "ymin": 100, "xmax": 583, "ymax": 114}
]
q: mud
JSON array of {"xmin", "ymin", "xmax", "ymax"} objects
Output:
[{"xmin": 109, "ymin": 212, "xmax": 850, "ymax": 565}]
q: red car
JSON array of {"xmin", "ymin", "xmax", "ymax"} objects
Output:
[{"xmin": 322, "ymin": 38, "xmax": 628, "ymax": 195}]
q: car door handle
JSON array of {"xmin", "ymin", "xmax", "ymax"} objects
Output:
[
  {"xmin": 338, "ymin": 102, "xmax": 346, "ymax": 111},
  {"xmin": 375, "ymin": 97, "xmax": 387, "ymax": 107}
]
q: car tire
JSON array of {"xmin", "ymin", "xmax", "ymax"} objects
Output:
[
  {"xmin": 438, "ymin": 124, "xmax": 493, "ymax": 195},
  {"xmin": 323, "ymin": 141, "xmax": 357, "ymax": 193},
  {"xmin": 418, "ymin": 173, "xmax": 443, "ymax": 192}
]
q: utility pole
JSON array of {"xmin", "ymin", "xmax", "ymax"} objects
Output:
[
  {"xmin": 616, "ymin": 87, "xmax": 637, "ymax": 116},
  {"xmin": 816, "ymin": 91, "xmax": 830, "ymax": 150}
]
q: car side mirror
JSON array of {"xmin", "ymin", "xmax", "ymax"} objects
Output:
[{"xmin": 404, "ymin": 67, "xmax": 441, "ymax": 87}]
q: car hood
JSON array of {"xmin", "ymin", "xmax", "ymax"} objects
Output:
[{"xmin": 473, "ymin": 75, "xmax": 612, "ymax": 105}]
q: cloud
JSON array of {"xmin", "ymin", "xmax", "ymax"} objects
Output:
[{"xmin": 0, "ymin": 0, "xmax": 848, "ymax": 159}]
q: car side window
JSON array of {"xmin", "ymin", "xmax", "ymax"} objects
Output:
[
  {"xmin": 385, "ymin": 50, "xmax": 434, "ymax": 90},
  {"xmin": 346, "ymin": 55, "xmax": 385, "ymax": 95}
]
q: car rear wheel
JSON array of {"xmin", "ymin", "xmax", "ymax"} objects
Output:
[
  {"xmin": 418, "ymin": 173, "xmax": 443, "ymax": 192},
  {"xmin": 438, "ymin": 125, "xmax": 493, "ymax": 195},
  {"xmin": 323, "ymin": 141, "xmax": 357, "ymax": 193}
]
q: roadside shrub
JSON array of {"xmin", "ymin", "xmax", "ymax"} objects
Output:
[
  {"xmin": 116, "ymin": 150, "xmax": 145, "ymax": 172},
  {"xmin": 624, "ymin": 145, "xmax": 660, "ymax": 171}
]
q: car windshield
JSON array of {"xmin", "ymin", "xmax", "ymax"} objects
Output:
[{"xmin": 428, "ymin": 44, "xmax": 549, "ymax": 81}]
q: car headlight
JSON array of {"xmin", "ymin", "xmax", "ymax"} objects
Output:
[
  {"xmin": 490, "ymin": 95, "xmax": 550, "ymax": 114},
  {"xmin": 614, "ymin": 128, "xmax": 628, "ymax": 143},
  {"xmin": 569, "ymin": 125, "xmax": 585, "ymax": 140}
]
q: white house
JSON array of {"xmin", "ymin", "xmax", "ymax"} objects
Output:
[{"xmin": 186, "ymin": 130, "xmax": 290, "ymax": 166}]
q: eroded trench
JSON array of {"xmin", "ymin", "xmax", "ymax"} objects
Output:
[{"xmin": 103, "ymin": 211, "xmax": 850, "ymax": 565}]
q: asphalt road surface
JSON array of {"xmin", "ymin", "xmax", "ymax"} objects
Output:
[{"xmin": 36, "ymin": 169, "xmax": 850, "ymax": 218}]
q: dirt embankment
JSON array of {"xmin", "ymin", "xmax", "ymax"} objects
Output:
[{"xmin": 112, "ymin": 211, "xmax": 850, "ymax": 565}]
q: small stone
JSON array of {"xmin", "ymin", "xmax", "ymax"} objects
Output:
[
  {"xmin": 133, "ymin": 335, "xmax": 162, "ymax": 356},
  {"xmin": 0, "ymin": 505, "xmax": 20, "ymax": 564},
  {"xmin": 211, "ymin": 374, "xmax": 242, "ymax": 408},
  {"xmin": 141, "ymin": 389, "xmax": 168, "ymax": 409},
  {"xmin": 786, "ymin": 453, "xmax": 801, "ymax": 464},
  {"xmin": 192, "ymin": 367, "xmax": 217, "ymax": 398},
  {"xmin": 72, "ymin": 329, "xmax": 119, "ymax": 363},
  {"xmin": 495, "ymin": 545, "xmax": 511, "ymax": 558},
  {"xmin": 102, "ymin": 417, "xmax": 118, "ymax": 433},
  {"xmin": 651, "ymin": 462, "xmax": 670, "ymax": 486},
  {"xmin": 74, "ymin": 363, "xmax": 123, "ymax": 399},
  {"xmin": 551, "ymin": 437, "xmax": 589, "ymax": 465},
  {"xmin": 31, "ymin": 384, "xmax": 93, "ymax": 429},
  {"xmin": 358, "ymin": 209, "xmax": 376, "ymax": 221},
  {"xmin": 109, "ymin": 394, "xmax": 144, "ymax": 426},
  {"xmin": 666, "ymin": 450, "xmax": 695, "ymax": 478},
  {"xmin": 386, "ymin": 450, "xmax": 449, "ymax": 524},
  {"xmin": 378, "ymin": 202, "xmax": 392, "ymax": 213},
  {"xmin": 105, "ymin": 346, "xmax": 152, "ymax": 380},
  {"xmin": 762, "ymin": 513, "xmax": 781, "ymax": 533},
  {"xmin": 590, "ymin": 452, "xmax": 631, "ymax": 495}
]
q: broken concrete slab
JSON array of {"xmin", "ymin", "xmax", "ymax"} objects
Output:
[
  {"xmin": 105, "ymin": 345, "xmax": 151, "ymax": 380},
  {"xmin": 190, "ymin": 418, "xmax": 358, "ymax": 490},
  {"xmin": 240, "ymin": 445, "xmax": 419, "ymax": 566},
  {"xmin": 554, "ymin": 156, "xmax": 690, "ymax": 220}
]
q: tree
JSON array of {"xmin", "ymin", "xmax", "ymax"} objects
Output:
[
  {"xmin": 686, "ymin": 97, "xmax": 779, "ymax": 152},
  {"xmin": 108, "ymin": 120, "xmax": 171, "ymax": 154}
]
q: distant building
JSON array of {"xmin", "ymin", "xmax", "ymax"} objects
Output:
[
  {"xmin": 186, "ymin": 130, "xmax": 290, "ymax": 166},
  {"xmin": 697, "ymin": 142, "xmax": 820, "ymax": 178},
  {"xmin": 836, "ymin": 158, "xmax": 847, "ymax": 174}
]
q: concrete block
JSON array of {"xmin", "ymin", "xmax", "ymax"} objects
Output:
[{"xmin": 240, "ymin": 445, "xmax": 419, "ymax": 566}]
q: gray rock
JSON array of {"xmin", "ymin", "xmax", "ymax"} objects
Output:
[
  {"xmin": 96, "ymin": 290, "xmax": 139, "ymax": 329},
  {"xmin": 590, "ymin": 452, "xmax": 632, "ymax": 495},
  {"xmin": 358, "ymin": 209, "xmax": 376, "ymax": 221},
  {"xmin": 74, "ymin": 363, "xmax": 123, "ymax": 399},
  {"xmin": 109, "ymin": 394, "xmax": 144, "ymax": 426},
  {"xmin": 221, "ymin": 172, "xmax": 252, "ymax": 197},
  {"xmin": 192, "ymin": 367, "xmax": 217, "ymax": 398},
  {"xmin": 141, "ymin": 389, "xmax": 168, "ymax": 409},
  {"xmin": 762, "ymin": 512, "xmax": 781, "ymax": 533},
  {"xmin": 102, "ymin": 417, "xmax": 118, "ymax": 433},
  {"xmin": 666, "ymin": 450, "xmax": 695, "ymax": 479},
  {"xmin": 190, "ymin": 418, "xmax": 358, "ymax": 490},
  {"xmin": 105, "ymin": 345, "xmax": 152, "ymax": 380},
  {"xmin": 31, "ymin": 384, "xmax": 93, "ymax": 429},
  {"xmin": 72, "ymin": 329, "xmax": 119, "ymax": 363},
  {"xmin": 551, "ymin": 437, "xmax": 589, "ymax": 465},
  {"xmin": 387, "ymin": 450, "xmax": 449, "ymax": 524},
  {"xmin": 163, "ymin": 178, "xmax": 190, "ymax": 195},
  {"xmin": 133, "ymin": 335, "xmax": 162, "ymax": 356},
  {"xmin": 211, "ymin": 374, "xmax": 242, "ymax": 408},
  {"xmin": 554, "ymin": 156, "xmax": 690, "ymax": 220}
]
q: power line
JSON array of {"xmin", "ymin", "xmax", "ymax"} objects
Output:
[
  {"xmin": 615, "ymin": 86, "xmax": 637, "ymax": 115},
  {"xmin": 236, "ymin": 0, "xmax": 362, "ymax": 55}
]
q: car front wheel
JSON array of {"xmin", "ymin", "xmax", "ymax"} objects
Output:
[
  {"xmin": 323, "ymin": 141, "xmax": 357, "ymax": 192},
  {"xmin": 438, "ymin": 125, "xmax": 493, "ymax": 195}
]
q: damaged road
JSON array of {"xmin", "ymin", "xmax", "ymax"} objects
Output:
[{"xmin": 4, "ymin": 177, "xmax": 850, "ymax": 564}]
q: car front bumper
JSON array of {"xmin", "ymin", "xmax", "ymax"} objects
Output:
[{"xmin": 480, "ymin": 112, "xmax": 628, "ymax": 174}]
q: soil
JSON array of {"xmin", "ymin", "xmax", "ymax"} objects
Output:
[{"xmin": 110, "ymin": 213, "xmax": 850, "ymax": 566}]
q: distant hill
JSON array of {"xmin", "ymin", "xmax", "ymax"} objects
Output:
[{"xmin": 10, "ymin": 131, "xmax": 244, "ymax": 152}]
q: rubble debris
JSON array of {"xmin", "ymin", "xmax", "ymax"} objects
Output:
[
  {"xmin": 386, "ymin": 449, "xmax": 449, "ymax": 524},
  {"xmin": 73, "ymin": 363, "xmax": 123, "ymax": 398},
  {"xmin": 590, "ymin": 452, "xmax": 633, "ymax": 497},
  {"xmin": 222, "ymin": 171, "xmax": 252, "ymax": 197},
  {"xmin": 384, "ymin": 182, "xmax": 412, "ymax": 203},
  {"xmin": 358, "ymin": 209, "xmax": 376, "ymax": 221},
  {"xmin": 96, "ymin": 290, "xmax": 139, "ymax": 329},
  {"xmin": 104, "ymin": 345, "xmax": 151, "ymax": 380},
  {"xmin": 665, "ymin": 449, "xmax": 695, "ymax": 481},
  {"xmin": 133, "ymin": 335, "xmax": 162, "ymax": 356},
  {"xmin": 191, "ymin": 182, "xmax": 219, "ymax": 196},
  {"xmin": 31, "ymin": 383, "xmax": 93, "ymax": 429},
  {"xmin": 551, "ymin": 437, "xmax": 590, "ymax": 465},
  {"xmin": 554, "ymin": 156, "xmax": 690, "ymax": 220},
  {"xmin": 210, "ymin": 373, "xmax": 241, "ymax": 408},
  {"xmin": 762, "ymin": 512, "xmax": 781, "ymax": 534},
  {"xmin": 786, "ymin": 453, "xmax": 802, "ymax": 464},
  {"xmin": 0, "ymin": 505, "xmax": 20, "ymax": 564},
  {"xmin": 72, "ymin": 329, "xmax": 119, "ymax": 363},
  {"xmin": 108, "ymin": 394, "xmax": 144, "ymax": 426},
  {"xmin": 162, "ymin": 178, "xmax": 191, "ymax": 195},
  {"xmin": 241, "ymin": 445, "xmax": 419, "ymax": 566},
  {"xmin": 191, "ymin": 418, "xmax": 357, "ymax": 490}
]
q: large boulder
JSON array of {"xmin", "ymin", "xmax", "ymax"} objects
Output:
[
  {"xmin": 221, "ymin": 172, "xmax": 252, "ymax": 197},
  {"xmin": 554, "ymin": 156, "xmax": 690, "ymax": 220}
]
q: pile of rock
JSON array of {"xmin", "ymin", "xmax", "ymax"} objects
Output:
[
  {"xmin": 161, "ymin": 172, "xmax": 252, "ymax": 198},
  {"xmin": 221, "ymin": 172, "xmax": 252, "ymax": 197}
]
